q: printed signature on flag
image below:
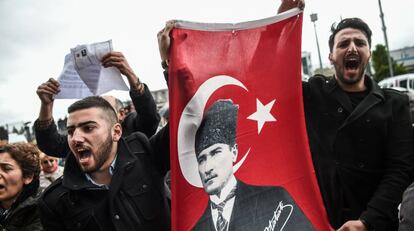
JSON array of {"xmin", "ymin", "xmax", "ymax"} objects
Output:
[{"xmin": 264, "ymin": 201, "xmax": 293, "ymax": 231}]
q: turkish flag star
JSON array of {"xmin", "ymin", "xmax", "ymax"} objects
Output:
[{"xmin": 247, "ymin": 98, "xmax": 277, "ymax": 134}]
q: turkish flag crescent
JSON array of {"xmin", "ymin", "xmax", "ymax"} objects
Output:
[{"xmin": 169, "ymin": 9, "xmax": 332, "ymax": 231}]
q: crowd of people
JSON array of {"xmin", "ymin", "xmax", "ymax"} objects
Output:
[{"xmin": 1, "ymin": 0, "xmax": 414, "ymax": 230}]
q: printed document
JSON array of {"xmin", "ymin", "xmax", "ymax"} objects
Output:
[{"xmin": 55, "ymin": 40, "xmax": 129, "ymax": 99}]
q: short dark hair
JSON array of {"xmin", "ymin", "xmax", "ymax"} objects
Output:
[
  {"xmin": 195, "ymin": 100, "xmax": 238, "ymax": 155},
  {"xmin": 1, "ymin": 143, "xmax": 41, "ymax": 181},
  {"xmin": 68, "ymin": 96, "xmax": 118, "ymax": 124},
  {"xmin": 328, "ymin": 17, "xmax": 372, "ymax": 52}
]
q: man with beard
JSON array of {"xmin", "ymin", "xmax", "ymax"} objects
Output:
[
  {"xmin": 278, "ymin": 1, "xmax": 414, "ymax": 231},
  {"xmin": 38, "ymin": 96, "xmax": 170, "ymax": 231}
]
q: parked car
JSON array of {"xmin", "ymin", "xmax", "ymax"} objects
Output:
[{"xmin": 378, "ymin": 74, "xmax": 414, "ymax": 91}]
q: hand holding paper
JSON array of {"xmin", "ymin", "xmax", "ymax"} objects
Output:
[{"xmin": 55, "ymin": 40, "xmax": 129, "ymax": 99}]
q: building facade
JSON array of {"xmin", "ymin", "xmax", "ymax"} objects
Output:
[{"xmin": 390, "ymin": 46, "xmax": 414, "ymax": 73}]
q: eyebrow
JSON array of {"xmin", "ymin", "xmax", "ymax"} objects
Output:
[
  {"xmin": 67, "ymin": 121, "xmax": 97, "ymax": 129},
  {"xmin": 0, "ymin": 162, "xmax": 14, "ymax": 168},
  {"xmin": 338, "ymin": 36, "xmax": 366, "ymax": 42},
  {"xmin": 210, "ymin": 147, "xmax": 222, "ymax": 153},
  {"xmin": 354, "ymin": 37, "xmax": 367, "ymax": 43},
  {"xmin": 197, "ymin": 146, "xmax": 224, "ymax": 159}
]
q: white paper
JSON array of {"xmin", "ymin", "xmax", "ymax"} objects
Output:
[
  {"xmin": 55, "ymin": 54, "xmax": 94, "ymax": 99},
  {"xmin": 55, "ymin": 40, "xmax": 129, "ymax": 99}
]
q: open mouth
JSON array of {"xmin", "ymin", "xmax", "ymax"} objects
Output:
[
  {"xmin": 344, "ymin": 56, "xmax": 360, "ymax": 70},
  {"xmin": 0, "ymin": 184, "xmax": 5, "ymax": 190},
  {"xmin": 76, "ymin": 147, "xmax": 92, "ymax": 164}
]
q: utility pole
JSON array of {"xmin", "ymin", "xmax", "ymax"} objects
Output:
[
  {"xmin": 310, "ymin": 13, "xmax": 323, "ymax": 71},
  {"xmin": 378, "ymin": 0, "xmax": 394, "ymax": 77}
]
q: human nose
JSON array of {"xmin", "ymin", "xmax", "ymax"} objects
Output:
[
  {"xmin": 347, "ymin": 42, "xmax": 358, "ymax": 54},
  {"xmin": 0, "ymin": 168, "xmax": 6, "ymax": 178},
  {"xmin": 71, "ymin": 129, "xmax": 85, "ymax": 144},
  {"xmin": 204, "ymin": 158, "xmax": 214, "ymax": 174}
]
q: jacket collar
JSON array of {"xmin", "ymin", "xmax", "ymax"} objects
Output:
[
  {"xmin": 11, "ymin": 194, "xmax": 39, "ymax": 213},
  {"xmin": 325, "ymin": 76, "xmax": 353, "ymax": 113},
  {"xmin": 326, "ymin": 75, "xmax": 385, "ymax": 128},
  {"xmin": 342, "ymin": 77, "xmax": 384, "ymax": 128},
  {"xmin": 326, "ymin": 74, "xmax": 384, "ymax": 100},
  {"xmin": 108, "ymin": 138, "xmax": 137, "ymax": 197},
  {"xmin": 62, "ymin": 138, "xmax": 137, "ymax": 191},
  {"xmin": 2, "ymin": 194, "xmax": 40, "ymax": 223}
]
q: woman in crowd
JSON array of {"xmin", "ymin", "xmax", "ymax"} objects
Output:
[{"xmin": 0, "ymin": 143, "xmax": 42, "ymax": 230}]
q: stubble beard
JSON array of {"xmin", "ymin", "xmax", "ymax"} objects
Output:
[
  {"xmin": 81, "ymin": 134, "xmax": 113, "ymax": 174},
  {"xmin": 335, "ymin": 64, "xmax": 366, "ymax": 86}
]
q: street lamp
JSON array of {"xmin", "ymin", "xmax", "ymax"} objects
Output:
[
  {"xmin": 310, "ymin": 13, "xmax": 323, "ymax": 71},
  {"xmin": 378, "ymin": 0, "xmax": 394, "ymax": 77}
]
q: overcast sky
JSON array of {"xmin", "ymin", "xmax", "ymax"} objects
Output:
[{"xmin": 1, "ymin": 0, "xmax": 413, "ymax": 125}]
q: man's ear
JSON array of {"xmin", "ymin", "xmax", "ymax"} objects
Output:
[
  {"xmin": 231, "ymin": 144, "xmax": 238, "ymax": 162},
  {"xmin": 112, "ymin": 123, "xmax": 122, "ymax": 142},
  {"xmin": 328, "ymin": 53, "xmax": 333, "ymax": 64}
]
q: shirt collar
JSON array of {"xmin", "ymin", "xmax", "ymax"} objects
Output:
[
  {"xmin": 85, "ymin": 154, "xmax": 117, "ymax": 188},
  {"xmin": 210, "ymin": 175, "xmax": 237, "ymax": 204}
]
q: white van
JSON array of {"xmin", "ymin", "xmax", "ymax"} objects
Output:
[
  {"xmin": 379, "ymin": 74, "xmax": 414, "ymax": 122},
  {"xmin": 378, "ymin": 73, "xmax": 414, "ymax": 90}
]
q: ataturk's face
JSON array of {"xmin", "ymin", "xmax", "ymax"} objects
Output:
[{"xmin": 197, "ymin": 143, "xmax": 237, "ymax": 196}]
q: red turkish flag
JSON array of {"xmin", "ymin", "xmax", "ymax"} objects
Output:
[{"xmin": 169, "ymin": 9, "xmax": 332, "ymax": 231}]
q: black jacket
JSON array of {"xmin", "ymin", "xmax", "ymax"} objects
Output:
[
  {"xmin": 303, "ymin": 75, "xmax": 414, "ymax": 230},
  {"xmin": 193, "ymin": 180, "xmax": 314, "ymax": 231},
  {"xmin": 38, "ymin": 131, "xmax": 170, "ymax": 231},
  {"xmin": 34, "ymin": 85, "xmax": 160, "ymax": 158},
  {"xmin": 0, "ymin": 181, "xmax": 43, "ymax": 231},
  {"xmin": 122, "ymin": 85, "xmax": 161, "ymax": 137}
]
